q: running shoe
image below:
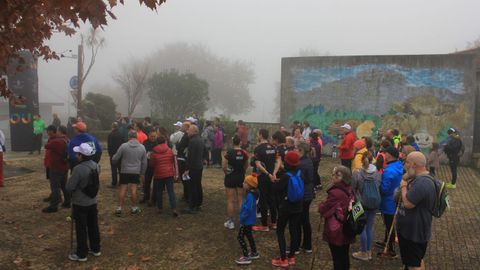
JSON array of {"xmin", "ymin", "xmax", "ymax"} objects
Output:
[
  {"xmin": 235, "ymin": 256, "xmax": 252, "ymax": 265},
  {"xmin": 68, "ymin": 254, "xmax": 87, "ymax": 262},
  {"xmin": 248, "ymin": 252, "xmax": 260, "ymax": 259},
  {"xmin": 252, "ymin": 225, "xmax": 269, "ymax": 232},
  {"xmin": 271, "ymin": 258, "xmax": 288, "ymax": 267},
  {"xmin": 224, "ymin": 219, "xmax": 235, "ymax": 230}
]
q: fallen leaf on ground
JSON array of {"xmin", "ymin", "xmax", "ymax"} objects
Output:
[
  {"xmin": 175, "ymin": 227, "xmax": 183, "ymax": 231},
  {"xmin": 127, "ymin": 252, "xmax": 134, "ymax": 257},
  {"xmin": 13, "ymin": 256, "xmax": 23, "ymax": 264},
  {"xmin": 100, "ymin": 221, "xmax": 106, "ymax": 225},
  {"xmin": 38, "ymin": 234, "xmax": 45, "ymax": 238},
  {"xmin": 107, "ymin": 227, "xmax": 114, "ymax": 235},
  {"xmin": 139, "ymin": 256, "xmax": 151, "ymax": 262},
  {"xmin": 126, "ymin": 265, "xmax": 140, "ymax": 270}
]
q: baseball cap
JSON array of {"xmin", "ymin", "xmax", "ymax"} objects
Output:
[
  {"xmin": 173, "ymin": 121, "xmax": 183, "ymax": 127},
  {"xmin": 340, "ymin": 123, "xmax": 351, "ymax": 130},
  {"xmin": 73, "ymin": 143, "xmax": 96, "ymax": 156},
  {"xmin": 384, "ymin": 146, "xmax": 399, "ymax": 159},
  {"xmin": 72, "ymin": 122, "xmax": 87, "ymax": 132},
  {"xmin": 448, "ymin": 128, "xmax": 456, "ymax": 134}
]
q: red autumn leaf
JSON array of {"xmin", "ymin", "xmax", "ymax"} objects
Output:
[
  {"xmin": 127, "ymin": 252, "xmax": 134, "ymax": 257},
  {"xmin": 139, "ymin": 256, "xmax": 151, "ymax": 262}
]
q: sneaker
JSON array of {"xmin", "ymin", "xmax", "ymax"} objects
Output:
[
  {"xmin": 235, "ymin": 256, "xmax": 252, "ymax": 265},
  {"xmin": 131, "ymin": 207, "xmax": 142, "ymax": 214},
  {"xmin": 42, "ymin": 206, "xmax": 58, "ymax": 213},
  {"xmin": 446, "ymin": 183, "xmax": 456, "ymax": 189},
  {"xmin": 248, "ymin": 252, "xmax": 260, "ymax": 259},
  {"xmin": 352, "ymin": 251, "xmax": 370, "ymax": 261},
  {"xmin": 286, "ymin": 248, "xmax": 300, "ymax": 255},
  {"xmin": 269, "ymin": 223, "xmax": 277, "ymax": 230},
  {"xmin": 88, "ymin": 250, "xmax": 101, "ymax": 257},
  {"xmin": 271, "ymin": 258, "xmax": 288, "ymax": 267},
  {"xmin": 300, "ymin": 247, "xmax": 312, "ymax": 253},
  {"xmin": 114, "ymin": 207, "xmax": 122, "ymax": 217},
  {"xmin": 68, "ymin": 254, "xmax": 87, "ymax": 262},
  {"xmin": 256, "ymin": 212, "xmax": 262, "ymax": 219},
  {"xmin": 252, "ymin": 225, "xmax": 269, "ymax": 232},
  {"xmin": 224, "ymin": 219, "xmax": 235, "ymax": 230},
  {"xmin": 288, "ymin": 257, "xmax": 296, "ymax": 265}
]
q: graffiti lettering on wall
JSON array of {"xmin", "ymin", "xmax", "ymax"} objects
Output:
[
  {"xmin": 10, "ymin": 113, "xmax": 32, "ymax": 124},
  {"xmin": 288, "ymin": 63, "xmax": 470, "ymax": 151}
]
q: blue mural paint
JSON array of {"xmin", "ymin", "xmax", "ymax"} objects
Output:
[{"xmin": 294, "ymin": 64, "xmax": 464, "ymax": 94}]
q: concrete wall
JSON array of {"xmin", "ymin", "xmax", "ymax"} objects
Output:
[{"xmin": 281, "ymin": 54, "xmax": 477, "ymax": 164}]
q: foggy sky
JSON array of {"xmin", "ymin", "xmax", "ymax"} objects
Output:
[{"xmin": 39, "ymin": 0, "xmax": 480, "ymax": 122}]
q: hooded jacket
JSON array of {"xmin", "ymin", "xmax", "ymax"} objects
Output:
[
  {"xmin": 379, "ymin": 160, "xmax": 403, "ymax": 215},
  {"xmin": 351, "ymin": 164, "xmax": 381, "ymax": 203},
  {"xmin": 318, "ymin": 181, "xmax": 355, "ymax": 246},
  {"xmin": 149, "ymin": 143, "xmax": 175, "ymax": 179},
  {"xmin": 112, "ymin": 139, "xmax": 147, "ymax": 175},
  {"xmin": 68, "ymin": 132, "xmax": 102, "ymax": 166},
  {"xmin": 66, "ymin": 160, "xmax": 99, "ymax": 206},
  {"xmin": 338, "ymin": 131, "xmax": 357, "ymax": 160},
  {"xmin": 351, "ymin": 147, "xmax": 368, "ymax": 172}
]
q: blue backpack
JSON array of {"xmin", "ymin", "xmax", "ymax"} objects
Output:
[
  {"xmin": 361, "ymin": 177, "xmax": 381, "ymax": 210},
  {"xmin": 286, "ymin": 170, "xmax": 304, "ymax": 202}
]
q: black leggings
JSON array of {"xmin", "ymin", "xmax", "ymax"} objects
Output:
[
  {"xmin": 258, "ymin": 175, "xmax": 277, "ymax": 226},
  {"xmin": 298, "ymin": 200, "xmax": 312, "ymax": 250},
  {"xmin": 277, "ymin": 211, "xmax": 301, "ymax": 259},
  {"xmin": 238, "ymin": 225, "xmax": 256, "ymax": 257},
  {"xmin": 329, "ymin": 244, "xmax": 350, "ymax": 270}
]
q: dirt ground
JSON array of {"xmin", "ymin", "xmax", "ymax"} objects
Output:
[{"xmin": 1, "ymin": 153, "xmax": 478, "ymax": 269}]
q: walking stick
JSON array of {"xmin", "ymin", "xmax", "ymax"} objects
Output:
[
  {"xmin": 310, "ymin": 218, "xmax": 323, "ymax": 270},
  {"xmin": 379, "ymin": 197, "xmax": 401, "ymax": 258}
]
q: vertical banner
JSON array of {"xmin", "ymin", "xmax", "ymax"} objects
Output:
[{"xmin": 7, "ymin": 51, "xmax": 39, "ymax": 151}]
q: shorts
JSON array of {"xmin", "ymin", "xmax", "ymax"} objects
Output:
[
  {"xmin": 119, "ymin": 173, "xmax": 140, "ymax": 185},
  {"xmin": 398, "ymin": 233, "xmax": 428, "ymax": 267},
  {"xmin": 224, "ymin": 173, "xmax": 244, "ymax": 189}
]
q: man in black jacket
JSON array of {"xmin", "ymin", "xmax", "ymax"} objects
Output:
[
  {"xmin": 183, "ymin": 124, "xmax": 206, "ymax": 213},
  {"xmin": 108, "ymin": 122, "xmax": 126, "ymax": 187},
  {"xmin": 443, "ymin": 128, "xmax": 463, "ymax": 189},
  {"xmin": 176, "ymin": 122, "xmax": 191, "ymax": 202}
]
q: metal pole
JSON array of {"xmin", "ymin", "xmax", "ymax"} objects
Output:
[{"xmin": 77, "ymin": 44, "xmax": 84, "ymax": 118}]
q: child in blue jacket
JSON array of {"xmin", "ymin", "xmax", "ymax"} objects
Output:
[{"xmin": 235, "ymin": 174, "xmax": 259, "ymax": 265}]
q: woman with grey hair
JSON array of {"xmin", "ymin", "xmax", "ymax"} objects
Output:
[{"xmin": 319, "ymin": 165, "xmax": 355, "ymax": 270}]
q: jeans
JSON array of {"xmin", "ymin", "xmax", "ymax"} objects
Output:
[
  {"xmin": 277, "ymin": 211, "xmax": 301, "ymax": 259},
  {"xmin": 298, "ymin": 200, "xmax": 312, "ymax": 250},
  {"xmin": 110, "ymin": 157, "xmax": 120, "ymax": 186},
  {"xmin": 238, "ymin": 225, "xmax": 256, "ymax": 257},
  {"xmin": 449, "ymin": 157, "xmax": 459, "ymax": 184},
  {"xmin": 143, "ymin": 167, "xmax": 155, "ymax": 201},
  {"xmin": 72, "ymin": 204, "xmax": 101, "ymax": 258},
  {"xmin": 258, "ymin": 175, "xmax": 277, "ymax": 226},
  {"xmin": 360, "ymin": 209, "xmax": 377, "ymax": 252},
  {"xmin": 329, "ymin": 244, "xmax": 350, "ymax": 270},
  {"xmin": 49, "ymin": 171, "xmax": 69, "ymax": 208},
  {"xmin": 156, "ymin": 177, "xmax": 176, "ymax": 209},
  {"xmin": 188, "ymin": 169, "xmax": 203, "ymax": 209}
]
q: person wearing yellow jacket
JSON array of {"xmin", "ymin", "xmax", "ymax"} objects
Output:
[{"xmin": 352, "ymin": 139, "xmax": 368, "ymax": 172}]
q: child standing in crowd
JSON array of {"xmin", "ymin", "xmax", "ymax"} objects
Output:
[
  {"xmin": 235, "ymin": 174, "xmax": 259, "ymax": 265},
  {"xmin": 427, "ymin": 142, "xmax": 440, "ymax": 177}
]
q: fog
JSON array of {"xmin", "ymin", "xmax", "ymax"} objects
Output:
[{"xmin": 39, "ymin": 0, "xmax": 480, "ymax": 123}]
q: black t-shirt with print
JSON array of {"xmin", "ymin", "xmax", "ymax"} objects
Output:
[
  {"xmin": 254, "ymin": 142, "xmax": 278, "ymax": 174},
  {"xmin": 225, "ymin": 148, "xmax": 248, "ymax": 175}
]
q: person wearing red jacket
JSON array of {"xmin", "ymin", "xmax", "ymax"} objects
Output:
[
  {"xmin": 337, "ymin": 123, "xmax": 357, "ymax": 170},
  {"xmin": 42, "ymin": 125, "xmax": 70, "ymax": 213},
  {"xmin": 149, "ymin": 135, "xmax": 178, "ymax": 217}
]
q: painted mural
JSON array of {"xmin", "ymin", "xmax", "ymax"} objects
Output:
[{"xmin": 286, "ymin": 62, "xmax": 471, "ymax": 152}]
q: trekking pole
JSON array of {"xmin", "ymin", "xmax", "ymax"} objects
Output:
[
  {"xmin": 378, "ymin": 197, "xmax": 401, "ymax": 258},
  {"xmin": 66, "ymin": 214, "xmax": 73, "ymax": 255},
  {"xmin": 310, "ymin": 218, "xmax": 323, "ymax": 270}
]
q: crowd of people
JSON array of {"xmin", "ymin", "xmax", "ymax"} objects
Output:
[{"xmin": 0, "ymin": 114, "xmax": 465, "ymax": 269}]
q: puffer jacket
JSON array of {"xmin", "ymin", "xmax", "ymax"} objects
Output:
[
  {"xmin": 379, "ymin": 160, "xmax": 403, "ymax": 215},
  {"xmin": 149, "ymin": 143, "xmax": 175, "ymax": 179}
]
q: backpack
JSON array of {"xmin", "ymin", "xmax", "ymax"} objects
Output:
[
  {"xmin": 286, "ymin": 170, "xmax": 304, "ymax": 202},
  {"xmin": 426, "ymin": 175, "xmax": 449, "ymax": 218},
  {"xmin": 361, "ymin": 177, "xmax": 381, "ymax": 210},
  {"xmin": 82, "ymin": 165, "xmax": 100, "ymax": 199},
  {"xmin": 339, "ymin": 188, "xmax": 366, "ymax": 238}
]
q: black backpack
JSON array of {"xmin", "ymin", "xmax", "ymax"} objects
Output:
[
  {"xmin": 338, "ymin": 188, "xmax": 367, "ymax": 238},
  {"xmin": 426, "ymin": 175, "xmax": 449, "ymax": 218},
  {"xmin": 82, "ymin": 165, "xmax": 100, "ymax": 199}
]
